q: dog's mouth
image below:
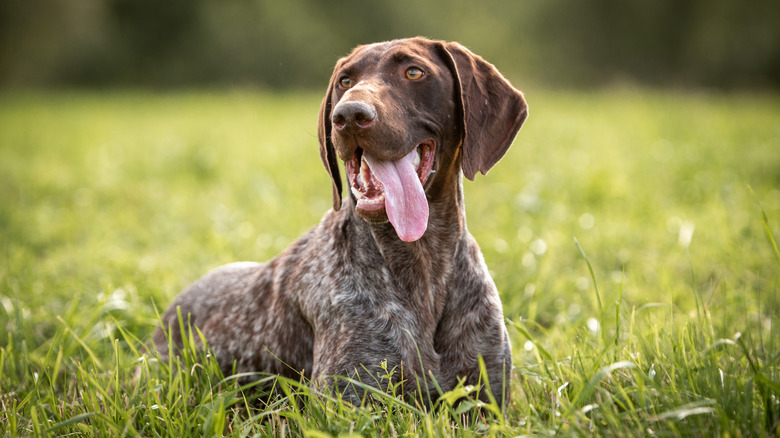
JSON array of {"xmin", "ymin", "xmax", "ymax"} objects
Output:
[{"xmin": 345, "ymin": 141, "xmax": 436, "ymax": 242}]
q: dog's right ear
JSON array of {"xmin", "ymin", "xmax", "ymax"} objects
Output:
[{"xmin": 318, "ymin": 68, "xmax": 343, "ymax": 211}]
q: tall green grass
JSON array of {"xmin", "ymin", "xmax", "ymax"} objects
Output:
[{"xmin": 1, "ymin": 89, "xmax": 778, "ymax": 436}]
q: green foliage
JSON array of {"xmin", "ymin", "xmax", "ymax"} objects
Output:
[
  {"xmin": 1, "ymin": 89, "xmax": 779, "ymax": 436},
  {"xmin": 1, "ymin": 0, "xmax": 779, "ymax": 89}
]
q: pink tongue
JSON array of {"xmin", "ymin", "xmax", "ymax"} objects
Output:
[{"xmin": 363, "ymin": 149, "xmax": 429, "ymax": 242}]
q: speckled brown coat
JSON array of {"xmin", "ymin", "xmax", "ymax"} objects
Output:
[{"xmin": 154, "ymin": 37, "xmax": 528, "ymax": 407}]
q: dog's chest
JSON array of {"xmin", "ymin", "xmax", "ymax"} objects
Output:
[{"xmin": 302, "ymin": 256, "xmax": 442, "ymax": 334}]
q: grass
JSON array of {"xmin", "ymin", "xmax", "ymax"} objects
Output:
[{"xmin": 0, "ymin": 88, "xmax": 778, "ymax": 436}]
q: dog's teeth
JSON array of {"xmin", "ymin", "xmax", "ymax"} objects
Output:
[
  {"xmin": 413, "ymin": 149, "xmax": 421, "ymax": 170},
  {"xmin": 359, "ymin": 156, "xmax": 370, "ymax": 187},
  {"xmin": 351, "ymin": 186, "xmax": 363, "ymax": 199}
]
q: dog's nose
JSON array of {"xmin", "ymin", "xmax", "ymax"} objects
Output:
[{"xmin": 332, "ymin": 101, "xmax": 376, "ymax": 131}]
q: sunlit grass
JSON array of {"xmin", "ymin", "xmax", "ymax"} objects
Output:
[{"xmin": 1, "ymin": 89, "xmax": 778, "ymax": 436}]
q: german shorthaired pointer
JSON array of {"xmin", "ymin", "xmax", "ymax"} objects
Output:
[{"xmin": 154, "ymin": 37, "xmax": 528, "ymax": 406}]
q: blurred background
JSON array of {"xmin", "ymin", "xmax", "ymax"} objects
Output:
[{"xmin": 2, "ymin": 0, "xmax": 779, "ymax": 92}]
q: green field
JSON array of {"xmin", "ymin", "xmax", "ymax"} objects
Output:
[{"xmin": 1, "ymin": 90, "xmax": 778, "ymax": 436}]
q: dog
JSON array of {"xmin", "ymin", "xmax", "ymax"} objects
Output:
[{"xmin": 154, "ymin": 37, "xmax": 528, "ymax": 407}]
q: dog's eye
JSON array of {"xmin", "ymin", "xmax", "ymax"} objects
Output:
[
  {"xmin": 405, "ymin": 67, "xmax": 424, "ymax": 80},
  {"xmin": 339, "ymin": 77, "xmax": 353, "ymax": 88}
]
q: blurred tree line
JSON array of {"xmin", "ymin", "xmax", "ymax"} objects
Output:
[{"xmin": 1, "ymin": 0, "xmax": 778, "ymax": 90}]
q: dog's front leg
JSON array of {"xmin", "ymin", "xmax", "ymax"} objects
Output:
[
  {"xmin": 309, "ymin": 314, "xmax": 441, "ymax": 406},
  {"xmin": 434, "ymin": 242, "xmax": 513, "ymax": 409}
]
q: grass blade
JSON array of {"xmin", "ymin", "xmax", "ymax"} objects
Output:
[
  {"xmin": 46, "ymin": 413, "xmax": 99, "ymax": 433},
  {"xmin": 748, "ymin": 185, "xmax": 780, "ymax": 266},
  {"xmin": 572, "ymin": 361, "xmax": 637, "ymax": 407}
]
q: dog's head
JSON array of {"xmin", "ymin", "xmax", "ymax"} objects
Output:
[{"xmin": 318, "ymin": 37, "xmax": 528, "ymax": 242}]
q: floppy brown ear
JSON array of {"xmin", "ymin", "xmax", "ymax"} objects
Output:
[
  {"xmin": 442, "ymin": 42, "xmax": 528, "ymax": 180},
  {"xmin": 318, "ymin": 70, "xmax": 343, "ymax": 211}
]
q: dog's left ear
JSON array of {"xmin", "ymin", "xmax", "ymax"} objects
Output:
[
  {"xmin": 318, "ymin": 68, "xmax": 343, "ymax": 211},
  {"xmin": 438, "ymin": 42, "xmax": 529, "ymax": 180}
]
